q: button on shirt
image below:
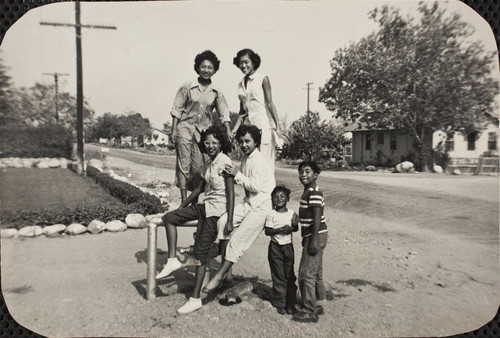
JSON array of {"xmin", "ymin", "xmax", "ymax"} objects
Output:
[
  {"xmin": 202, "ymin": 152, "xmax": 233, "ymax": 218},
  {"xmin": 171, "ymin": 80, "xmax": 230, "ymax": 142},
  {"xmin": 234, "ymin": 148, "xmax": 275, "ymax": 208}
]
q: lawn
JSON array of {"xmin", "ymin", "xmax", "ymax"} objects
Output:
[{"xmin": 0, "ymin": 168, "xmax": 124, "ymax": 213}]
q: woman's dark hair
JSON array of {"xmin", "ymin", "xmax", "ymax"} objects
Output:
[
  {"xmin": 298, "ymin": 160, "xmax": 321, "ymax": 174},
  {"xmin": 233, "ymin": 49, "xmax": 261, "ymax": 70},
  {"xmin": 271, "ymin": 185, "xmax": 291, "ymax": 200},
  {"xmin": 194, "ymin": 50, "xmax": 220, "ymax": 74},
  {"xmin": 198, "ymin": 125, "xmax": 232, "ymax": 155},
  {"xmin": 235, "ymin": 124, "xmax": 261, "ymax": 148}
]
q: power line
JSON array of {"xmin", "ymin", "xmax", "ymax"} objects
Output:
[
  {"xmin": 40, "ymin": 1, "xmax": 116, "ymax": 176},
  {"xmin": 303, "ymin": 82, "xmax": 314, "ymax": 113},
  {"xmin": 42, "ymin": 72, "xmax": 70, "ymax": 122}
]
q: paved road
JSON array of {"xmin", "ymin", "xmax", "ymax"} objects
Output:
[{"xmin": 87, "ymin": 144, "xmax": 499, "ymax": 247}]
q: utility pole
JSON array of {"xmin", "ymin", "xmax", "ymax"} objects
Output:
[
  {"xmin": 303, "ymin": 82, "xmax": 314, "ymax": 113},
  {"xmin": 40, "ymin": 1, "xmax": 116, "ymax": 175},
  {"xmin": 42, "ymin": 72, "xmax": 69, "ymax": 122}
]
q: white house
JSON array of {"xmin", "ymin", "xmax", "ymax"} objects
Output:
[
  {"xmin": 145, "ymin": 129, "xmax": 169, "ymax": 147},
  {"xmin": 347, "ymin": 118, "xmax": 498, "ymax": 171}
]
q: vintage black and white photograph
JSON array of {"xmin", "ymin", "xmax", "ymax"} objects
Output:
[{"xmin": 1, "ymin": 0, "xmax": 499, "ymax": 336}]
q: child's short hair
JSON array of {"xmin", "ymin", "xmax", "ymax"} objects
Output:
[
  {"xmin": 271, "ymin": 185, "xmax": 291, "ymax": 200},
  {"xmin": 298, "ymin": 160, "xmax": 321, "ymax": 174},
  {"xmin": 235, "ymin": 124, "xmax": 262, "ymax": 148}
]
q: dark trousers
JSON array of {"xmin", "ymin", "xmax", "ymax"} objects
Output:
[
  {"xmin": 268, "ymin": 241, "xmax": 297, "ymax": 309},
  {"xmin": 162, "ymin": 204, "xmax": 219, "ymax": 264}
]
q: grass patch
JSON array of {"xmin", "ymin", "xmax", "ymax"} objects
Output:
[{"xmin": 0, "ymin": 168, "xmax": 124, "ymax": 213}]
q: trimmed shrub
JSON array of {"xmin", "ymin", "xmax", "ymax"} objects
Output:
[
  {"xmin": 86, "ymin": 166, "xmax": 163, "ymax": 208},
  {"xmin": 0, "ymin": 123, "xmax": 73, "ymax": 158}
]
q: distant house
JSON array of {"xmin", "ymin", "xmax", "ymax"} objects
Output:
[
  {"xmin": 347, "ymin": 117, "xmax": 498, "ymax": 168},
  {"xmin": 120, "ymin": 136, "xmax": 136, "ymax": 147},
  {"xmin": 347, "ymin": 123, "xmax": 428, "ymax": 166},
  {"xmin": 145, "ymin": 129, "xmax": 169, "ymax": 147}
]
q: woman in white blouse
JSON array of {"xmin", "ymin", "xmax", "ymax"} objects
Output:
[{"xmin": 231, "ymin": 49, "xmax": 283, "ymax": 172}]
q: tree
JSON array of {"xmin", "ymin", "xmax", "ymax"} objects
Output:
[
  {"xmin": 0, "ymin": 56, "xmax": 19, "ymax": 126},
  {"xmin": 285, "ymin": 111, "xmax": 347, "ymax": 160},
  {"xmin": 118, "ymin": 111, "xmax": 151, "ymax": 139},
  {"xmin": 319, "ymin": 2, "xmax": 499, "ymax": 169},
  {"xmin": 89, "ymin": 111, "xmax": 151, "ymax": 143},
  {"xmin": 10, "ymin": 82, "xmax": 95, "ymax": 130}
]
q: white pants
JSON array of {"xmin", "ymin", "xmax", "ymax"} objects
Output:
[
  {"xmin": 217, "ymin": 200, "xmax": 272, "ymax": 263},
  {"xmin": 259, "ymin": 128, "xmax": 275, "ymax": 173}
]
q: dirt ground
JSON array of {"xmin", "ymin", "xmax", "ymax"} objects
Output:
[{"xmin": 1, "ymin": 156, "xmax": 499, "ymax": 337}]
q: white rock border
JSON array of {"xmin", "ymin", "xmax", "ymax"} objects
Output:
[{"xmin": 2, "ymin": 212, "xmax": 166, "ymax": 240}]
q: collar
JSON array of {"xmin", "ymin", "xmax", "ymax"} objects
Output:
[
  {"xmin": 209, "ymin": 152, "xmax": 225, "ymax": 166},
  {"xmin": 248, "ymin": 148, "xmax": 259, "ymax": 159},
  {"xmin": 240, "ymin": 72, "xmax": 257, "ymax": 85},
  {"xmin": 189, "ymin": 79, "xmax": 216, "ymax": 92}
]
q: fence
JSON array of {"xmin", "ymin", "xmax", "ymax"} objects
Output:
[{"xmin": 446, "ymin": 156, "xmax": 499, "ymax": 175}]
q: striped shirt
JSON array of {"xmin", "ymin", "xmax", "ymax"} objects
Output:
[{"xmin": 299, "ymin": 185, "xmax": 327, "ymax": 238}]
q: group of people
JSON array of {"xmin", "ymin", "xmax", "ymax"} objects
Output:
[{"xmin": 155, "ymin": 49, "xmax": 328, "ymax": 323}]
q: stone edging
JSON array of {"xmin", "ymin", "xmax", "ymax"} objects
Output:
[{"xmin": 1, "ymin": 213, "xmax": 165, "ymax": 239}]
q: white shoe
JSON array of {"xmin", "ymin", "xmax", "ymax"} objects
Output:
[
  {"xmin": 155, "ymin": 258, "xmax": 182, "ymax": 279},
  {"xmin": 177, "ymin": 297, "xmax": 202, "ymax": 314}
]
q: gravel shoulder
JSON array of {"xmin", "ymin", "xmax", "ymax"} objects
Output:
[{"xmin": 1, "ymin": 155, "xmax": 498, "ymax": 337}]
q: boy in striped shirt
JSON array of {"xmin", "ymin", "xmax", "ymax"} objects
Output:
[{"xmin": 293, "ymin": 161, "xmax": 328, "ymax": 323}]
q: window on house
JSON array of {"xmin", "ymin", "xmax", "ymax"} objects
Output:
[
  {"xmin": 366, "ymin": 134, "xmax": 371, "ymax": 150},
  {"xmin": 488, "ymin": 132, "xmax": 497, "ymax": 151},
  {"xmin": 467, "ymin": 132, "xmax": 477, "ymax": 151},
  {"xmin": 390, "ymin": 133, "xmax": 397, "ymax": 150},
  {"xmin": 378, "ymin": 132, "xmax": 384, "ymax": 145},
  {"xmin": 445, "ymin": 134, "xmax": 454, "ymax": 152}
]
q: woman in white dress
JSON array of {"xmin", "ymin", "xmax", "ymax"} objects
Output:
[{"xmin": 231, "ymin": 49, "xmax": 283, "ymax": 172}]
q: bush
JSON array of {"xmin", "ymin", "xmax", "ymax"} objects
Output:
[
  {"xmin": 86, "ymin": 166, "xmax": 163, "ymax": 211},
  {"xmin": 0, "ymin": 123, "xmax": 73, "ymax": 158}
]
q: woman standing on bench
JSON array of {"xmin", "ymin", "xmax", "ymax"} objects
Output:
[{"xmin": 156, "ymin": 126, "xmax": 235, "ymax": 314}]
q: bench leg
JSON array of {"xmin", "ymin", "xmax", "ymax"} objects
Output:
[{"xmin": 146, "ymin": 223, "xmax": 157, "ymax": 300}]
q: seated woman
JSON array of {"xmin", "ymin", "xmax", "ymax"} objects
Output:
[
  {"xmin": 156, "ymin": 126, "xmax": 234, "ymax": 314},
  {"xmin": 203, "ymin": 124, "xmax": 275, "ymax": 292}
]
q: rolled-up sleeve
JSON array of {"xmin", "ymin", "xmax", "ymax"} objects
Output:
[
  {"xmin": 215, "ymin": 90, "xmax": 230, "ymax": 124},
  {"xmin": 170, "ymin": 84, "xmax": 189, "ymax": 120}
]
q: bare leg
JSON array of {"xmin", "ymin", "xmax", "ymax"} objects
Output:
[
  {"xmin": 204, "ymin": 259, "xmax": 234, "ymax": 291},
  {"xmin": 192, "ymin": 264, "xmax": 207, "ymax": 299},
  {"xmin": 166, "ymin": 222, "xmax": 178, "ymax": 258},
  {"xmin": 180, "ymin": 188, "xmax": 188, "ymax": 203},
  {"xmin": 219, "ymin": 240, "xmax": 233, "ymax": 283}
]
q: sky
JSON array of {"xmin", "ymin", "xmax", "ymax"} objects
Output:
[{"xmin": 1, "ymin": 0, "xmax": 498, "ymax": 129}]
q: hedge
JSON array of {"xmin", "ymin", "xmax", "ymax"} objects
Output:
[
  {"xmin": 86, "ymin": 166, "xmax": 163, "ymax": 210},
  {"xmin": 0, "ymin": 123, "xmax": 73, "ymax": 158}
]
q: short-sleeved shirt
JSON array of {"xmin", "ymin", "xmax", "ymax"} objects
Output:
[
  {"xmin": 171, "ymin": 80, "xmax": 230, "ymax": 142},
  {"xmin": 265, "ymin": 209, "xmax": 295, "ymax": 245},
  {"xmin": 201, "ymin": 152, "xmax": 232, "ymax": 218},
  {"xmin": 299, "ymin": 185, "xmax": 327, "ymax": 238}
]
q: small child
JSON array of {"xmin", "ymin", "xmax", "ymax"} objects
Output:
[
  {"xmin": 293, "ymin": 161, "xmax": 328, "ymax": 323},
  {"xmin": 264, "ymin": 185, "xmax": 299, "ymax": 315}
]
